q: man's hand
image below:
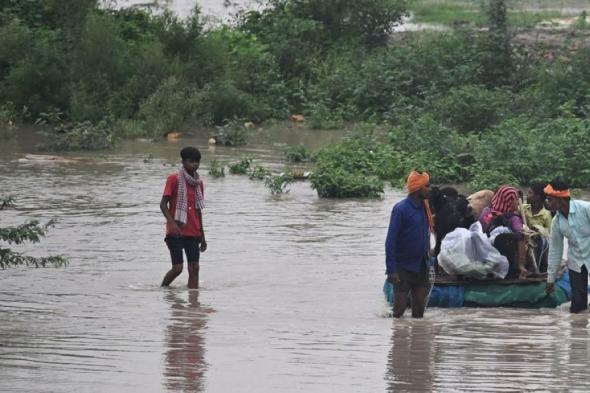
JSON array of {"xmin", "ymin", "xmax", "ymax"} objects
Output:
[
  {"xmin": 200, "ymin": 239, "xmax": 207, "ymax": 253},
  {"xmin": 170, "ymin": 221, "xmax": 182, "ymax": 236},
  {"xmin": 387, "ymin": 273, "xmax": 400, "ymax": 285},
  {"xmin": 545, "ymin": 282, "xmax": 555, "ymax": 294}
]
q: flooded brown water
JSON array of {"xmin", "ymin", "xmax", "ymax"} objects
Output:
[{"xmin": 1, "ymin": 127, "xmax": 590, "ymax": 392}]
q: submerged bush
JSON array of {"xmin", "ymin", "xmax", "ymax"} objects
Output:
[
  {"xmin": 249, "ymin": 166, "xmax": 272, "ymax": 180},
  {"xmin": 213, "ymin": 120, "xmax": 249, "ymax": 146},
  {"xmin": 41, "ymin": 121, "xmax": 113, "ymax": 151},
  {"xmin": 228, "ymin": 157, "xmax": 252, "ymax": 174},
  {"xmin": 283, "ymin": 144, "xmax": 310, "ymax": 162},
  {"xmin": 264, "ymin": 172, "xmax": 294, "ymax": 195},
  {"xmin": 208, "ymin": 159, "xmax": 225, "ymax": 178},
  {"xmin": 310, "ymin": 133, "xmax": 388, "ymax": 198}
]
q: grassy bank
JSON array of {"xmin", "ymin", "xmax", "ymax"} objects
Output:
[{"xmin": 408, "ymin": 0, "xmax": 588, "ymax": 26}]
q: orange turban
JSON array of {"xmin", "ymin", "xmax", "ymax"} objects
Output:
[
  {"xmin": 406, "ymin": 171, "xmax": 434, "ymax": 232},
  {"xmin": 407, "ymin": 171, "xmax": 430, "ymax": 193},
  {"xmin": 544, "ymin": 184, "xmax": 570, "ymax": 198}
]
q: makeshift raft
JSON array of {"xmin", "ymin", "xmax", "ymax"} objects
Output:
[{"xmin": 384, "ymin": 270, "xmax": 576, "ymax": 308}]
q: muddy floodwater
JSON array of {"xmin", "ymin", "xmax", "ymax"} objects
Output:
[{"xmin": 1, "ymin": 127, "xmax": 590, "ymax": 393}]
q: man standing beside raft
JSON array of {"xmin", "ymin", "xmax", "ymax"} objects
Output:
[
  {"xmin": 545, "ymin": 179, "xmax": 590, "ymax": 313},
  {"xmin": 385, "ymin": 171, "xmax": 434, "ymax": 318}
]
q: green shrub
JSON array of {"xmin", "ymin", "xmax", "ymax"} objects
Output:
[
  {"xmin": 228, "ymin": 157, "xmax": 252, "ymax": 174},
  {"xmin": 520, "ymin": 48, "xmax": 590, "ymax": 119},
  {"xmin": 2, "ymin": 29, "xmax": 69, "ymax": 117},
  {"xmin": 310, "ymin": 133, "xmax": 388, "ymax": 198},
  {"xmin": 113, "ymin": 119, "xmax": 146, "ymax": 139},
  {"xmin": 212, "ymin": 120, "xmax": 249, "ymax": 146},
  {"xmin": 208, "ymin": 159, "xmax": 225, "ymax": 178},
  {"xmin": 428, "ymin": 85, "xmax": 511, "ymax": 133},
  {"xmin": 1, "ymin": 197, "xmax": 67, "ymax": 269},
  {"xmin": 249, "ymin": 166, "xmax": 272, "ymax": 180},
  {"xmin": 41, "ymin": 121, "xmax": 113, "ymax": 151},
  {"xmin": 138, "ymin": 76, "xmax": 200, "ymax": 139},
  {"xmin": 0, "ymin": 102, "xmax": 17, "ymax": 139},
  {"xmin": 264, "ymin": 172, "xmax": 294, "ymax": 195},
  {"xmin": 283, "ymin": 144, "xmax": 310, "ymax": 162},
  {"xmin": 311, "ymin": 168, "xmax": 384, "ymax": 198},
  {"xmin": 471, "ymin": 116, "xmax": 590, "ymax": 188}
]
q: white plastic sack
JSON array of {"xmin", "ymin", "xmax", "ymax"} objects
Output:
[{"xmin": 437, "ymin": 222, "xmax": 509, "ymax": 280}]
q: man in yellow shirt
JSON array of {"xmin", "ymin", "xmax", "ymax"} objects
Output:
[
  {"xmin": 522, "ymin": 181, "xmax": 552, "ymax": 272},
  {"xmin": 523, "ymin": 181, "xmax": 553, "ymax": 232}
]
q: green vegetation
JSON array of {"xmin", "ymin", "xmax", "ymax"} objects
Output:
[
  {"xmin": 208, "ymin": 159, "xmax": 225, "ymax": 177},
  {"xmin": 264, "ymin": 173, "xmax": 295, "ymax": 195},
  {"xmin": 408, "ymin": 0, "xmax": 576, "ymax": 26},
  {"xmin": 283, "ymin": 144, "xmax": 311, "ymax": 163},
  {"xmin": 1, "ymin": 197, "xmax": 67, "ymax": 269},
  {"xmin": 228, "ymin": 157, "xmax": 252, "ymax": 175},
  {"xmin": 212, "ymin": 120, "xmax": 250, "ymax": 146},
  {"xmin": 2, "ymin": 0, "xmax": 590, "ymax": 197},
  {"xmin": 249, "ymin": 166, "xmax": 272, "ymax": 180},
  {"xmin": 226, "ymin": 156, "xmax": 292, "ymax": 194}
]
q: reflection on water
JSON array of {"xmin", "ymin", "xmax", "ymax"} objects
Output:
[
  {"xmin": 2, "ymin": 127, "xmax": 590, "ymax": 392},
  {"xmin": 387, "ymin": 322, "xmax": 434, "ymax": 392},
  {"xmin": 164, "ymin": 290, "xmax": 212, "ymax": 392},
  {"xmin": 385, "ymin": 310, "xmax": 590, "ymax": 392}
]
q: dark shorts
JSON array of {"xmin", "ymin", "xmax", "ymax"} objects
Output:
[
  {"xmin": 394, "ymin": 265, "xmax": 430, "ymax": 293},
  {"xmin": 165, "ymin": 236, "xmax": 200, "ymax": 265}
]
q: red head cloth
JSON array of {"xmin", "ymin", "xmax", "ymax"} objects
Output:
[{"xmin": 491, "ymin": 185, "xmax": 519, "ymax": 214}]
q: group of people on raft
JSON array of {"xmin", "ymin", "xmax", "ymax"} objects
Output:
[{"xmin": 385, "ymin": 170, "xmax": 590, "ymax": 318}]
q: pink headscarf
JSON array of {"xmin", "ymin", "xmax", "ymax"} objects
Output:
[{"xmin": 491, "ymin": 185, "xmax": 519, "ymax": 215}]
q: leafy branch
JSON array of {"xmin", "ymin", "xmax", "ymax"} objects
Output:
[{"xmin": 0, "ymin": 198, "xmax": 67, "ymax": 269}]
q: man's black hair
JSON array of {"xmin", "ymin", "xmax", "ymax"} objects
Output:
[
  {"xmin": 180, "ymin": 146, "xmax": 201, "ymax": 162},
  {"xmin": 529, "ymin": 180, "xmax": 547, "ymax": 200},
  {"xmin": 549, "ymin": 178, "xmax": 570, "ymax": 191}
]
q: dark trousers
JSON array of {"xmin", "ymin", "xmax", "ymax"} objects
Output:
[{"xmin": 569, "ymin": 265, "xmax": 589, "ymax": 313}]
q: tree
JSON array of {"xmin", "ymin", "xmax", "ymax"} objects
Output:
[
  {"xmin": 0, "ymin": 197, "xmax": 67, "ymax": 269},
  {"xmin": 480, "ymin": 0, "xmax": 512, "ymax": 86}
]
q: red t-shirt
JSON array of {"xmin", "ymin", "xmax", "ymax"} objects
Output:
[{"xmin": 163, "ymin": 173, "xmax": 204, "ymax": 237}]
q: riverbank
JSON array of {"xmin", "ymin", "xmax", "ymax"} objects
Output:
[{"xmin": 2, "ymin": 1, "xmax": 590, "ymax": 196}]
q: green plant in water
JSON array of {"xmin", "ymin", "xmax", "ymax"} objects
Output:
[
  {"xmin": 0, "ymin": 102, "xmax": 17, "ymax": 139},
  {"xmin": 249, "ymin": 165, "xmax": 271, "ymax": 180},
  {"xmin": 213, "ymin": 119, "xmax": 249, "ymax": 146},
  {"xmin": 264, "ymin": 172, "xmax": 294, "ymax": 196},
  {"xmin": 0, "ymin": 197, "xmax": 68, "ymax": 269},
  {"xmin": 574, "ymin": 10, "xmax": 588, "ymax": 30},
  {"xmin": 228, "ymin": 157, "xmax": 252, "ymax": 174},
  {"xmin": 41, "ymin": 120, "xmax": 113, "ymax": 151},
  {"xmin": 283, "ymin": 144, "xmax": 310, "ymax": 163},
  {"xmin": 208, "ymin": 159, "xmax": 226, "ymax": 177}
]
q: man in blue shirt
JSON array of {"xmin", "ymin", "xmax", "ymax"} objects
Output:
[
  {"xmin": 386, "ymin": 171, "xmax": 433, "ymax": 318},
  {"xmin": 544, "ymin": 178, "xmax": 590, "ymax": 313}
]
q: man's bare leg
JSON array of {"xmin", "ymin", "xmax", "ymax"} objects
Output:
[
  {"xmin": 187, "ymin": 262, "xmax": 199, "ymax": 289},
  {"xmin": 162, "ymin": 264, "xmax": 183, "ymax": 287},
  {"xmin": 410, "ymin": 287, "xmax": 428, "ymax": 318},
  {"xmin": 393, "ymin": 291, "xmax": 409, "ymax": 318}
]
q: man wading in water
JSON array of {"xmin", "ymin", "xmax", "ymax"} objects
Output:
[
  {"xmin": 385, "ymin": 171, "xmax": 434, "ymax": 318},
  {"xmin": 161, "ymin": 147, "xmax": 207, "ymax": 289},
  {"xmin": 545, "ymin": 179, "xmax": 590, "ymax": 313}
]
